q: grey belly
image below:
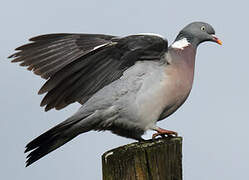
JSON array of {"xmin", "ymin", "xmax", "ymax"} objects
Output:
[{"xmin": 158, "ymin": 91, "xmax": 190, "ymax": 121}]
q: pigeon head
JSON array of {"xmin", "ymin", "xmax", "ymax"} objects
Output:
[{"xmin": 174, "ymin": 22, "xmax": 222, "ymax": 48}]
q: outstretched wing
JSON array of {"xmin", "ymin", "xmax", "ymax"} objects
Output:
[{"xmin": 9, "ymin": 33, "xmax": 168, "ymax": 111}]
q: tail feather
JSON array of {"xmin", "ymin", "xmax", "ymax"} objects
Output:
[
  {"xmin": 25, "ymin": 120, "xmax": 74, "ymax": 153},
  {"xmin": 25, "ymin": 114, "xmax": 93, "ymax": 167},
  {"xmin": 25, "ymin": 134, "xmax": 76, "ymax": 167}
]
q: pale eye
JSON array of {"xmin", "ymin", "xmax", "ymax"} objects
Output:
[{"xmin": 201, "ymin": 26, "xmax": 206, "ymax": 31}]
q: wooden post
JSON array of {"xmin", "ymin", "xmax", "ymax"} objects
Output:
[{"xmin": 102, "ymin": 137, "xmax": 182, "ymax": 180}]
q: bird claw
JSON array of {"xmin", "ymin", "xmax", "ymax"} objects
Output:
[{"xmin": 152, "ymin": 128, "xmax": 178, "ymax": 139}]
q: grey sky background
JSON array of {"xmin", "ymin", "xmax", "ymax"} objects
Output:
[{"xmin": 1, "ymin": 0, "xmax": 248, "ymax": 179}]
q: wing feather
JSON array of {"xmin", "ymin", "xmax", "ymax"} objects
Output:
[{"xmin": 9, "ymin": 33, "xmax": 168, "ymax": 111}]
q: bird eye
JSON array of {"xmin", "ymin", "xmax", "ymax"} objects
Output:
[{"xmin": 201, "ymin": 26, "xmax": 206, "ymax": 31}]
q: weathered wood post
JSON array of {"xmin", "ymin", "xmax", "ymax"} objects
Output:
[{"xmin": 102, "ymin": 137, "xmax": 182, "ymax": 180}]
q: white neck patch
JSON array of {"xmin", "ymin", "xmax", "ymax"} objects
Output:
[{"xmin": 171, "ymin": 38, "xmax": 190, "ymax": 50}]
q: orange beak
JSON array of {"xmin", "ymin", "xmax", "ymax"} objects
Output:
[{"xmin": 212, "ymin": 35, "xmax": 222, "ymax": 45}]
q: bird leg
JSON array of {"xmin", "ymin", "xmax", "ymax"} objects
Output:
[{"xmin": 152, "ymin": 127, "xmax": 178, "ymax": 139}]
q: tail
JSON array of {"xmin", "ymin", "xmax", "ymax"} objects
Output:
[{"xmin": 25, "ymin": 114, "xmax": 92, "ymax": 167}]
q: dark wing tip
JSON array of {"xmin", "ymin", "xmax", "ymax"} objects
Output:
[
  {"xmin": 44, "ymin": 107, "xmax": 50, "ymax": 112},
  {"xmin": 25, "ymin": 161, "xmax": 31, "ymax": 167},
  {"xmin": 24, "ymin": 148, "xmax": 29, "ymax": 153},
  {"xmin": 24, "ymin": 145, "xmax": 30, "ymax": 153},
  {"xmin": 38, "ymin": 89, "xmax": 45, "ymax": 95},
  {"xmin": 8, "ymin": 54, "xmax": 15, "ymax": 59}
]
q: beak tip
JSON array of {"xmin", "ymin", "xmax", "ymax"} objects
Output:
[
  {"xmin": 212, "ymin": 35, "xmax": 222, "ymax": 45},
  {"xmin": 217, "ymin": 39, "xmax": 222, "ymax": 45}
]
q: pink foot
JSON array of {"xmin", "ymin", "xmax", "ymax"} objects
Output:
[{"xmin": 152, "ymin": 127, "xmax": 178, "ymax": 139}]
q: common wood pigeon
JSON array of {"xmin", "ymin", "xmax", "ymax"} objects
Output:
[{"xmin": 9, "ymin": 21, "xmax": 222, "ymax": 166}]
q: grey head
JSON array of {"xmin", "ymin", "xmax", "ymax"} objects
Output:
[{"xmin": 174, "ymin": 22, "xmax": 222, "ymax": 48}]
